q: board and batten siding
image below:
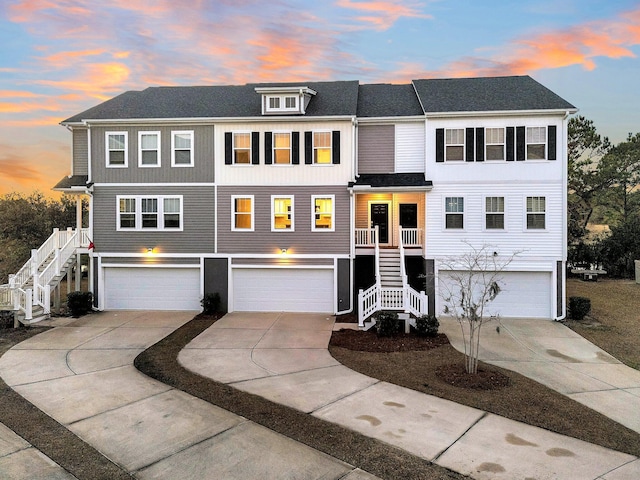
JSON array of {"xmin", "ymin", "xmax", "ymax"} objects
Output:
[
  {"xmin": 395, "ymin": 123, "xmax": 425, "ymax": 173},
  {"xmin": 92, "ymin": 185, "xmax": 215, "ymax": 254},
  {"xmin": 358, "ymin": 125, "xmax": 394, "ymax": 174},
  {"xmin": 72, "ymin": 128, "xmax": 89, "ymax": 176},
  {"xmin": 218, "ymin": 186, "xmax": 350, "ymax": 255},
  {"xmin": 425, "ymin": 183, "xmax": 564, "ymax": 258},
  {"xmin": 90, "ymin": 125, "xmax": 215, "ymax": 184}
]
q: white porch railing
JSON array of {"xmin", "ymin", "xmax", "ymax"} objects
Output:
[
  {"xmin": 355, "ymin": 227, "xmax": 423, "ymax": 247},
  {"xmin": 355, "ymin": 228, "xmax": 377, "ymax": 246},
  {"xmin": 400, "ymin": 227, "xmax": 422, "ymax": 247},
  {"xmin": 358, "ymin": 285, "xmax": 428, "ymax": 327}
]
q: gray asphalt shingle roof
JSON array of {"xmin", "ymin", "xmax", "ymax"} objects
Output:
[{"xmin": 356, "ymin": 84, "xmax": 424, "ymax": 117}]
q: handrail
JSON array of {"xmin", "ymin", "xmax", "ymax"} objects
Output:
[
  {"xmin": 399, "ymin": 227, "xmax": 408, "ymax": 287},
  {"xmin": 374, "ymin": 226, "xmax": 380, "ymax": 289}
]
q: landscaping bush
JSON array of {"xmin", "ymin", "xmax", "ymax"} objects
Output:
[
  {"xmin": 414, "ymin": 314, "xmax": 439, "ymax": 337},
  {"xmin": 66, "ymin": 291, "xmax": 92, "ymax": 318},
  {"xmin": 201, "ymin": 292, "xmax": 221, "ymax": 315},
  {"xmin": 376, "ymin": 311, "xmax": 399, "ymax": 337},
  {"xmin": 569, "ymin": 296, "xmax": 591, "ymax": 320}
]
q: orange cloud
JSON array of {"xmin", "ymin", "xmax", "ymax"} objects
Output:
[
  {"xmin": 337, "ymin": 0, "xmax": 430, "ymax": 30},
  {"xmin": 40, "ymin": 49, "xmax": 106, "ymax": 68},
  {"xmin": 36, "ymin": 62, "xmax": 131, "ymax": 99}
]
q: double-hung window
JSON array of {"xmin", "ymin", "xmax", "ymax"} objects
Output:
[
  {"xmin": 526, "ymin": 196, "xmax": 546, "ymax": 229},
  {"xmin": 273, "ymin": 133, "xmax": 291, "ymax": 164},
  {"xmin": 445, "ymin": 197, "xmax": 464, "ymax": 229},
  {"xmin": 172, "ymin": 131, "xmax": 194, "ymax": 167},
  {"xmin": 233, "ymin": 133, "xmax": 251, "ymax": 164},
  {"xmin": 485, "ymin": 196, "xmax": 505, "ymax": 229},
  {"xmin": 313, "ymin": 132, "xmax": 332, "ymax": 164},
  {"xmin": 526, "ymin": 127, "xmax": 546, "ymax": 160},
  {"xmin": 139, "ymin": 131, "xmax": 160, "ymax": 167},
  {"xmin": 117, "ymin": 196, "xmax": 183, "ymax": 231},
  {"xmin": 312, "ymin": 195, "xmax": 334, "ymax": 231},
  {"xmin": 232, "ymin": 196, "xmax": 254, "ymax": 231},
  {"xmin": 272, "ymin": 196, "xmax": 294, "ymax": 231},
  {"xmin": 106, "ymin": 132, "xmax": 128, "ymax": 167},
  {"xmin": 445, "ymin": 129, "xmax": 464, "ymax": 161},
  {"xmin": 485, "ymin": 128, "xmax": 505, "ymax": 161}
]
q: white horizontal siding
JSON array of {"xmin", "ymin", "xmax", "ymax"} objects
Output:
[{"xmin": 395, "ymin": 123, "xmax": 425, "ymax": 173}]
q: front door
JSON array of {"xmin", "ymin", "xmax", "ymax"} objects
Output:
[
  {"xmin": 370, "ymin": 203, "xmax": 389, "ymax": 244},
  {"xmin": 399, "ymin": 203, "xmax": 418, "ymax": 228}
]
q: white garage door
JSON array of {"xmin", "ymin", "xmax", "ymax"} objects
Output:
[
  {"xmin": 438, "ymin": 271, "xmax": 551, "ymax": 318},
  {"xmin": 233, "ymin": 268, "xmax": 334, "ymax": 313},
  {"xmin": 104, "ymin": 267, "xmax": 201, "ymax": 310}
]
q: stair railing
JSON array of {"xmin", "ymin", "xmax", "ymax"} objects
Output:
[{"xmin": 35, "ymin": 229, "xmax": 79, "ymax": 312}]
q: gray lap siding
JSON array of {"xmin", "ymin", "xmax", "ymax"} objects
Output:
[
  {"xmin": 92, "ymin": 186, "xmax": 215, "ymax": 253},
  {"xmin": 218, "ymin": 186, "xmax": 350, "ymax": 255}
]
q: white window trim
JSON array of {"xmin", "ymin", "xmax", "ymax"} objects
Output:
[
  {"xmin": 525, "ymin": 195, "xmax": 547, "ymax": 231},
  {"xmin": 485, "ymin": 127, "xmax": 505, "ymax": 162},
  {"xmin": 171, "ymin": 130, "xmax": 194, "ymax": 167},
  {"xmin": 271, "ymin": 195, "xmax": 295, "ymax": 232},
  {"xmin": 106, "ymin": 131, "xmax": 128, "ymax": 168},
  {"xmin": 483, "ymin": 196, "xmax": 506, "ymax": 231},
  {"xmin": 266, "ymin": 94, "xmax": 299, "ymax": 113},
  {"xmin": 116, "ymin": 195, "xmax": 183, "ymax": 231},
  {"xmin": 272, "ymin": 131, "xmax": 292, "ymax": 165},
  {"xmin": 233, "ymin": 132, "xmax": 252, "ymax": 165},
  {"xmin": 138, "ymin": 131, "xmax": 161, "ymax": 168},
  {"xmin": 445, "ymin": 128, "xmax": 465, "ymax": 162},
  {"xmin": 526, "ymin": 126, "xmax": 547, "ymax": 161},
  {"xmin": 231, "ymin": 195, "xmax": 254, "ymax": 232},
  {"xmin": 443, "ymin": 196, "xmax": 465, "ymax": 231},
  {"xmin": 313, "ymin": 131, "xmax": 332, "ymax": 165},
  {"xmin": 311, "ymin": 195, "xmax": 335, "ymax": 232}
]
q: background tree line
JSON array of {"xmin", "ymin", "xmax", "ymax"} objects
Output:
[{"xmin": 569, "ymin": 116, "xmax": 640, "ymax": 277}]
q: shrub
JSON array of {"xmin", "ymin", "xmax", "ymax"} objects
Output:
[
  {"xmin": 201, "ymin": 292, "xmax": 221, "ymax": 315},
  {"xmin": 376, "ymin": 311, "xmax": 399, "ymax": 337},
  {"xmin": 415, "ymin": 314, "xmax": 439, "ymax": 337},
  {"xmin": 569, "ymin": 296, "xmax": 591, "ymax": 320},
  {"xmin": 66, "ymin": 291, "xmax": 93, "ymax": 318}
]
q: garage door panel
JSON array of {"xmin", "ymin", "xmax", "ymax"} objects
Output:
[
  {"xmin": 233, "ymin": 268, "xmax": 333, "ymax": 313},
  {"xmin": 105, "ymin": 268, "xmax": 201, "ymax": 310}
]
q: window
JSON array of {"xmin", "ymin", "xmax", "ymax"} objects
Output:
[
  {"xmin": 273, "ymin": 133, "xmax": 291, "ymax": 164},
  {"xmin": 313, "ymin": 132, "xmax": 331, "ymax": 164},
  {"xmin": 526, "ymin": 196, "xmax": 546, "ymax": 229},
  {"xmin": 445, "ymin": 197, "xmax": 464, "ymax": 229},
  {"xmin": 312, "ymin": 196, "xmax": 334, "ymax": 231},
  {"xmin": 285, "ymin": 96, "xmax": 297, "ymax": 109},
  {"xmin": 172, "ymin": 131, "xmax": 193, "ymax": 166},
  {"xmin": 272, "ymin": 196, "xmax": 294, "ymax": 231},
  {"xmin": 485, "ymin": 197, "xmax": 505, "ymax": 229},
  {"xmin": 485, "ymin": 128, "xmax": 505, "ymax": 161},
  {"xmin": 138, "ymin": 132, "xmax": 160, "ymax": 167},
  {"xmin": 117, "ymin": 196, "xmax": 182, "ymax": 231},
  {"xmin": 233, "ymin": 133, "xmax": 251, "ymax": 164},
  {"xmin": 106, "ymin": 132, "xmax": 128, "ymax": 167},
  {"xmin": 266, "ymin": 95, "xmax": 298, "ymax": 113},
  {"xmin": 269, "ymin": 97, "xmax": 280, "ymax": 109},
  {"xmin": 232, "ymin": 196, "xmax": 254, "ymax": 231},
  {"xmin": 445, "ymin": 129, "xmax": 464, "ymax": 161},
  {"xmin": 527, "ymin": 127, "xmax": 546, "ymax": 160}
]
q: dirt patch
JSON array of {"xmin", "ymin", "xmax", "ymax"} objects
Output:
[
  {"xmin": 331, "ymin": 328, "xmax": 449, "ymax": 352},
  {"xmin": 435, "ymin": 363, "xmax": 511, "ymax": 390}
]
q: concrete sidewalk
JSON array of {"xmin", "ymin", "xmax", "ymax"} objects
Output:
[
  {"xmin": 0, "ymin": 311, "xmax": 378, "ymax": 480},
  {"xmin": 180, "ymin": 312, "xmax": 640, "ymax": 480}
]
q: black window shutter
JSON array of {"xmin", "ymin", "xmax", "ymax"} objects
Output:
[
  {"xmin": 435, "ymin": 128, "xmax": 444, "ymax": 162},
  {"xmin": 264, "ymin": 132, "xmax": 272, "ymax": 165},
  {"xmin": 506, "ymin": 127, "xmax": 515, "ymax": 161},
  {"xmin": 224, "ymin": 132, "xmax": 233, "ymax": 165},
  {"xmin": 516, "ymin": 126, "xmax": 526, "ymax": 161},
  {"xmin": 251, "ymin": 132, "xmax": 260, "ymax": 164},
  {"xmin": 304, "ymin": 131, "xmax": 313, "ymax": 164},
  {"xmin": 547, "ymin": 125, "xmax": 557, "ymax": 160},
  {"xmin": 475, "ymin": 127, "xmax": 484, "ymax": 162},
  {"xmin": 332, "ymin": 131, "xmax": 340, "ymax": 164},
  {"xmin": 292, "ymin": 132, "xmax": 300, "ymax": 164},
  {"xmin": 465, "ymin": 128, "xmax": 474, "ymax": 162}
]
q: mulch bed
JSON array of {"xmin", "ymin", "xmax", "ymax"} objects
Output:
[{"xmin": 331, "ymin": 329, "xmax": 449, "ymax": 352}]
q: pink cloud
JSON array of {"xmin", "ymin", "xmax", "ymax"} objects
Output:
[{"xmin": 337, "ymin": 0, "xmax": 431, "ymax": 30}]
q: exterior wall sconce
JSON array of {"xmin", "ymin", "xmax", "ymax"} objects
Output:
[
  {"xmin": 147, "ymin": 247, "xmax": 154, "ymax": 254},
  {"xmin": 280, "ymin": 247, "xmax": 288, "ymax": 254}
]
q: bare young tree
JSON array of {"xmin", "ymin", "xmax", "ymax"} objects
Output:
[{"xmin": 438, "ymin": 242, "xmax": 519, "ymax": 374}]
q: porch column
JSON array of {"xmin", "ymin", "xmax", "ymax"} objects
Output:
[
  {"xmin": 75, "ymin": 253, "xmax": 81, "ymax": 291},
  {"xmin": 76, "ymin": 195, "xmax": 82, "ymax": 230}
]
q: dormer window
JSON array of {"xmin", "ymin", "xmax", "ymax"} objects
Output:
[{"xmin": 256, "ymin": 86, "xmax": 316, "ymax": 115}]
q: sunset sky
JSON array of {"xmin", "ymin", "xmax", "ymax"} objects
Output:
[{"xmin": 1, "ymin": 0, "xmax": 639, "ymax": 196}]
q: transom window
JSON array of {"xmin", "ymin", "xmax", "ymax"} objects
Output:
[
  {"xmin": 445, "ymin": 197, "xmax": 464, "ymax": 229},
  {"xmin": 106, "ymin": 132, "xmax": 128, "ymax": 167},
  {"xmin": 273, "ymin": 133, "xmax": 291, "ymax": 164},
  {"xmin": 312, "ymin": 196, "xmax": 334, "ymax": 231},
  {"xmin": 485, "ymin": 128, "xmax": 505, "ymax": 161},
  {"xmin": 171, "ymin": 131, "xmax": 194, "ymax": 167},
  {"xmin": 314, "ymin": 132, "xmax": 332, "ymax": 164},
  {"xmin": 527, "ymin": 127, "xmax": 546, "ymax": 160},
  {"xmin": 117, "ymin": 196, "xmax": 183, "ymax": 231},
  {"xmin": 485, "ymin": 196, "xmax": 505, "ymax": 229},
  {"xmin": 445, "ymin": 129, "xmax": 464, "ymax": 161},
  {"xmin": 233, "ymin": 133, "xmax": 251, "ymax": 164},
  {"xmin": 272, "ymin": 196, "xmax": 294, "ymax": 231},
  {"xmin": 232, "ymin": 196, "xmax": 254, "ymax": 231},
  {"xmin": 526, "ymin": 196, "xmax": 546, "ymax": 229},
  {"xmin": 139, "ymin": 132, "xmax": 160, "ymax": 167}
]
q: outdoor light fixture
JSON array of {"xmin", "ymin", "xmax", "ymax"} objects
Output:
[
  {"xmin": 281, "ymin": 247, "xmax": 288, "ymax": 254},
  {"xmin": 147, "ymin": 247, "xmax": 154, "ymax": 254}
]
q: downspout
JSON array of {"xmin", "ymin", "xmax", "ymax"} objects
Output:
[{"xmin": 557, "ymin": 110, "xmax": 571, "ymax": 320}]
